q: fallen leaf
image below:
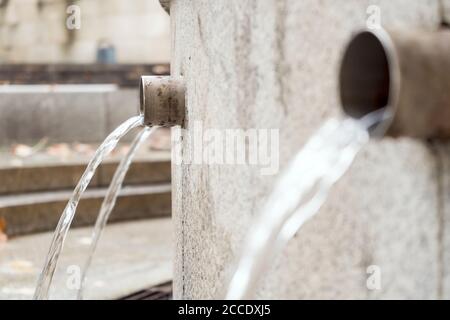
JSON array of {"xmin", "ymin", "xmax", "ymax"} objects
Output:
[
  {"xmin": 0, "ymin": 217, "xmax": 6, "ymax": 232},
  {"xmin": 46, "ymin": 143, "xmax": 71, "ymax": 159},
  {"xmin": 0, "ymin": 217, "xmax": 8, "ymax": 243},
  {"xmin": 73, "ymin": 143, "xmax": 95, "ymax": 156},
  {"xmin": 0, "ymin": 217, "xmax": 7, "ymax": 243},
  {"xmin": 11, "ymin": 144, "xmax": 33, "ymax": 158}
]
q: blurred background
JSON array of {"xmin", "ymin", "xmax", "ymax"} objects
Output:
[
  {"xmin": 0, "ymin": 0, "xmax": 173, "ymax": 300},
  {"xmin": 0, "ymin": 0, "xmax": 169, "ymax": 63}
]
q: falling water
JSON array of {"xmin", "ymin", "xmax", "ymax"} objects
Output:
[
  {"xmin": 76, "ymin": 126, "xmax": 157, "ymax": 300},
  {"xmin": 34, "ymin": 115, "xmax": 144, "ymax": 300},
  {"xmin": 226, "ymin": 110, "xmax": 391, "ymax": 300}
]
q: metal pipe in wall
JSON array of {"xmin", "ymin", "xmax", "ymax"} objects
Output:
[
  {"xmin": 339, "ymin": 28, "xmax": 450, "ymax": 139},
  {"xmin": 139, "ymin": 76, "xmax": 186, "ymax": 127}
]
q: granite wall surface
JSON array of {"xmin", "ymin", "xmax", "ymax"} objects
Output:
[{"xmin": 168, "ymin": 0, "xmax": 450, "ymax": 299}]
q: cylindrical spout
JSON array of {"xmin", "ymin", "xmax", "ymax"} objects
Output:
[
  {"xmin": 139, "ymin": 76, "xmax": 186, "ymax": 127},
  {"xmin": 339, "ymin": 28, "xmax": 450, "ymax": 139}
]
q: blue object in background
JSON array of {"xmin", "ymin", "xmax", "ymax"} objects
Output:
[{"xmin": 97, "ymin": 40, "xmax": 116, "ymax": 64}]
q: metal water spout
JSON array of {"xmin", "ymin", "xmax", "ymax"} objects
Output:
[
  {"xmin": 139, "ymin": 76, "xmax": 186, "ymax": 127},
  {"xmin": 339, "ymin": 28, "xmax": 450, "ymax": 139}
]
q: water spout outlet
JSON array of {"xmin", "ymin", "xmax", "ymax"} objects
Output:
[
  {"xmin": 140, "ymin": 76, "xmax": 186, "ymax": 127},
  {"xmin": 339, "ymin": 28, "xmax": 450, "ymax": 139}
]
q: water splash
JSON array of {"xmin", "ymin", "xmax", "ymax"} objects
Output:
[
  {"xmin": 226, "ymin": 110, "xmax": 389, "ymax": 300},
  {"xmin": 34, "ymin": 115, "xmax": 144, "ymax": 300},
  {"xmin": 76, "ymin": 126, "xmax": 157, "ymax": 300}
]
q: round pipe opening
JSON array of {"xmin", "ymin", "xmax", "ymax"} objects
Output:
[{"xmin": 339, "ymin": 30, "xmax": 399, "ymax": 133}]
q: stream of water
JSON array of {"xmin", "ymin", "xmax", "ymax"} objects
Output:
[
  {"xmin": 33, "ymin": 115, "xmax": 144, "ymax": 300},
  {"xmin": 226, "ymin": 110, "xmax": 390, "ymax": 300},
  {"xmin": 76, "ymin": 126, "xmax": 157, "ymax": 300},
  {"xmin": 33, "ymin": 104, "xmax": 388, "ymax": 300}
]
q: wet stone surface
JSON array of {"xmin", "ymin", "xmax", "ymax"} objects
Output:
[{"xmin": 0, "ymin": 218, "xmax": 173, "ymax": 300}]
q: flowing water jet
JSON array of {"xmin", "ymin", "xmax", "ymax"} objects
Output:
[
  {"xmin": 34, "ymin": 115, "xmax": 144, "ymax": 300},
  {"xmin": 76, "ymin": 126, "xmax": 158, "ymax": 300},
  {"xmin": 226, "ymin": 110, "xmax": 390, "ymax": 300},
  {"xmin": 226, "ymin": 26, "xmax": 450, "ymax": 299},
  {"xmin": 31, "ymin": 75, "xmax": 184, "ymax": 299}
]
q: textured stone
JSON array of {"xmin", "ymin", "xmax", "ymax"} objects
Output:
[
  {"xmin": 0, "ymin": 184, "xmax": 171, "ymax": 237},
  {"xmin": 436, "ymin": 144, "xmax": 450, "ymax": 299},
  {"xmin": 0, "ymin": 89, "xmax": 141, "ymax": 145},
  {"xmin": 0, "ymin": 156, "xmax": 171, "ymax": 195},
  {"xmin": 0, "ymin": 164, "xmax": 100, "ymax": 195},
  {"xmin": 0, "ymin": 91, "xmax": 106, "ymax": 144},
  {"xmin": 438, "ymin": 11, "xmax": 450, "ymax": 274},
  {"xmin": 99, "ymin": 158, "xmax": 171, "ymax": 187},
  {"xmin": 170, "ymin": 0, "xmax": 446, "ymax": 299}
]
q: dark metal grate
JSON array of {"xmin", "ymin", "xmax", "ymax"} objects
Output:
[{"xmin": 119, "ymin": 281, "xmax": 172, "ymax": 300}]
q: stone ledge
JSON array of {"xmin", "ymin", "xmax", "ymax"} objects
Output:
[
  {"xmin": 0, "ymin": 88, "xmax": 140, "ymax": 145},
  {"xmin": 0, "ymin": 184, "xmax": 172, "ymax": 237},
  {"xmin": 0, "ymin": 153, "xmax": 171, "ymax": 195}
]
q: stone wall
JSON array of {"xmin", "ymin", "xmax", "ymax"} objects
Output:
[
  {"xmin": 0, "ymin": 88, "xmax": 139, "ymax": 144},
  {"xmin": 0, "ymin": 0, "xmax": 170, "ymax": 63},
  {"xmin": 170, "ymin": 0, "xmax": 450, "ymax": 299}
]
